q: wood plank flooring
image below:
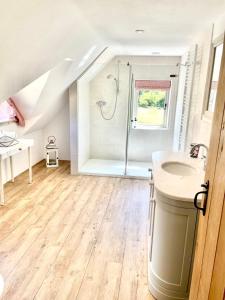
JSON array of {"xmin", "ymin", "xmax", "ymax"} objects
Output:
[{"xmin": 0, "ymin": 161, "xmax": 154, "ymax": 300}]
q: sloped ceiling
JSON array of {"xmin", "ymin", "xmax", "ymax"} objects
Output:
[
  {"xmin": 0, "ymin": 0, "xmax": 107, "ymax": 134},
  {"xmin": 9, "ymin": 52, "xmax": 110, "ymax": 134},
  {"xmin": 0, "ymin": 0, "xmax": 105, "ymax": 100}
]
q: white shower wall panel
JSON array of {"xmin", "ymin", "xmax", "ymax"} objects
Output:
[
  {"xmin": 90, "ymin": 56, "xmax": 180, "ymax": 162},
  {"xmin": 90, "ymin": 60, "xmax": 129, "ymax": 160},
  {"xmin": 77, "ymin": 80, "xmax": 91, "ymax": 168}
]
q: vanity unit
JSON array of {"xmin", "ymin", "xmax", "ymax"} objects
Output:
[{"xmin": 148, "ymin": 151, "xmax": 205, "ymax": 300}]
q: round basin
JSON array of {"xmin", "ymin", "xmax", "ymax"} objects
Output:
[{"xmin": 161, "ymin": 161, "xmax": 197, "ymax": 176}]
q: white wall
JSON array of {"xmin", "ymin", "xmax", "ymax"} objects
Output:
[
  {"xmin": 90, "ymin": 58, "xmax": 128, "ymax": 161},
  {"xmin": 89, "ymin": 55, "xmax": 180, "ymax": 162},
  {"xmin": 187, "ymin": 15, "xmax": 225, "ymax": 148},
  {"xmin": 69, "ymin": 83, "xmax": 78, "ymax": 175},
  {"xmin": 0, "ymin": 86, "xmax": 71, "ymax": 183},
  {"xmin": 214, "ymin": 13, "xmax": 225, "ymax": 39},
  {"xmin": 173, "ymin": 53, "xmax": 189, "ymax": 151},
  {"xmin": 186, "ymin": 30, "xmax": 212, "ymax": 147},
  {"xmin": 77, "ymin": 80, "xmax": 91, "ymax": 168},
  {"xmin": 43, "ymin": 97, "xmax": 70, "ymax": 161},
  {"xmin": 0, "ymin": 98, "xmax": 71, "ymax": 183},
  {"xmin": 72, "ymin": 48, "xmax": 118, "ymax": 172}
]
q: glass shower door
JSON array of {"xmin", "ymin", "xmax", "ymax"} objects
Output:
[{"xmin": 125, "ymin": 63, "xmax": 179, "ymax": 178}]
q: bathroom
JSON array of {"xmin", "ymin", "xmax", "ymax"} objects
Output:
[{"xmin": 1, "ymin": 1, "xmax": 225, "ymax": 299}]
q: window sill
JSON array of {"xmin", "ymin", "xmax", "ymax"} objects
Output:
[{"xmin": 132, "ymin": 125, "xmax": 169, "ymax": 131}]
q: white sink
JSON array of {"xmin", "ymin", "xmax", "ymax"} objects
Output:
[{"xmin": 161, "ymin": 161, "xmax": 197, "ymax": 176}]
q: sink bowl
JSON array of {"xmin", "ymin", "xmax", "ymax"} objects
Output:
[{"xmin": 161, "ymin": 161, "xmax": 197, "ymax": 176}]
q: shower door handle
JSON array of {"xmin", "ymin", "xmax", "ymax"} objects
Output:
[
  {"xmin": 131, "ymin": 117, "xmax": 137, "ymax": 128},
  {"xmin": 131, "ymin": 117, "xmax": 137, "ymax": 122}
]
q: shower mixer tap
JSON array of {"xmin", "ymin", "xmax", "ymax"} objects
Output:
[{"xmin": 96, "ymin": 100, "xmax": 107, "ymax": 107}]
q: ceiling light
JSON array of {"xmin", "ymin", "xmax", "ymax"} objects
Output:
[{"xmin": 135, "ymin": 29, "xmax": 145, "ymax": 34}]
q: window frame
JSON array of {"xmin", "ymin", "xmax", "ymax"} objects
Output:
[
  {"xmin": 207, "ymin": 43, "xmax": 223, "ymax": 112},
  {"xmin": 132, "ymin": 87, "xmax": 171, "ymax": 130},
  {"xmin": 202, "ymin": 34, "xmax": 224, "ymax": 120}
]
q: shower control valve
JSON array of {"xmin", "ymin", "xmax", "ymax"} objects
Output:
[{"xmin": 96, "ymin": 100, "xmax": 107, "ymax": 107}]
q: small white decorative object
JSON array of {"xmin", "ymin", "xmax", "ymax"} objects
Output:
[
  {"xmin": 0, "ymin": 130, "xmax": 18, "ymax": 147},
  {"xmin": 45, "ymin": 136, "xmax": 59, "ymax": 168}
]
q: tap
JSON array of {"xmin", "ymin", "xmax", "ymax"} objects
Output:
[{"xmin": 190, "ymin": 143, "xmax": 208, "ymax": 170}]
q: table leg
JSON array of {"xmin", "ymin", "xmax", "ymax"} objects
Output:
[
  {"xmin": 10, "ymin": 156, "xmax": 14, "ymax": 183},
  {"xmin": 28, "ymin": 147, "xmax": 32, "ymax": 184},
  {"xmin": 0, "ymin": 159, "xmax": 4, "ymax": 205}
]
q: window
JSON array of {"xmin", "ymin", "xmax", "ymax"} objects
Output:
[
  {"xmin": 207, "ymin": 43, "xmax": 223, "ymax": 112},
  {"xmin": 133, "ymin": 80, "xmax": 171, "ymax": 129}
]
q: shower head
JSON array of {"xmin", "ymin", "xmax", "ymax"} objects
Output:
[{"xmin": 106, "ymin": 74, "xmax": 119, "ymax": 93}]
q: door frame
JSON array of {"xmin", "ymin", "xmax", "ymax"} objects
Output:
[{"xmin": 190, "ymin": 33, "xmax": 225, "ymax": 299}]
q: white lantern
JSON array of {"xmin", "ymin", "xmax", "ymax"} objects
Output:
[{"xmin": 45, "ymin": 136, "xmax": 59, "ymax": 168}]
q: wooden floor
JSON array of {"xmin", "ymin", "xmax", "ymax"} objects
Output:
[{"xmin": 0, "ymin": 161, "xmax": 154, "ymax": 300}]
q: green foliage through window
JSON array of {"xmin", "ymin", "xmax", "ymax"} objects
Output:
[
  {"xmin": 136, "ymin": 89, "xmax": 168, "ymax": 127},
  {"xmin": 138, "ymin": 90, "xmax": 166, "ymax": 108}
]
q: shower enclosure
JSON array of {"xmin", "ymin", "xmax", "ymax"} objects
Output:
[{"xmin": 76, "ymin": 56, "xmax": 179, "ymax": 178}]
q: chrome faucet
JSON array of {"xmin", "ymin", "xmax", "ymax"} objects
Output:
[{"xmin": 190, "ymin": 143, "xmax": 208, "ymax": 170}]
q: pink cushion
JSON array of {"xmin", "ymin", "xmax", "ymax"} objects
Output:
[{"xmin": 8, "ymin": 98, "xmax": 25, "ymax": 127}]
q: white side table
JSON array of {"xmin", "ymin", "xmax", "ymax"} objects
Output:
[{"xmin": 0, "ymin": 139, "xmax": 34, "ymax": 205}]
